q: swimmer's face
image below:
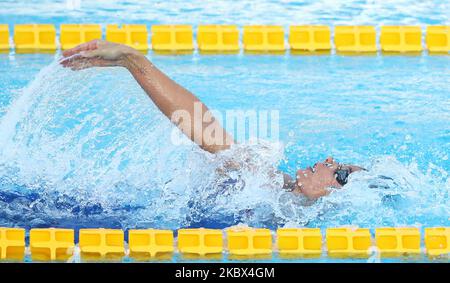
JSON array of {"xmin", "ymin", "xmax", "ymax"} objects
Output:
[{"xmin": 294, "ymin": 157, "xmax": 363, "ymax": 199}]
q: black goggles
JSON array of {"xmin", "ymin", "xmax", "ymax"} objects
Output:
[{"xmin": 334, "ymin": 164, "xmax": 352, "ymax": 186}]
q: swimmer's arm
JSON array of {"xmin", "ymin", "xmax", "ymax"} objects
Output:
[
  {"xmin": 61, "ymin": 40, "xmax": 234, "ymax": 154},
  {"xmin": 123, "ymin": 52, "xmax": 234, "ymax": 153}
]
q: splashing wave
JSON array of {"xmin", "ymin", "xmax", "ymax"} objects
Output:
[{"xmin": 0, "ymin": 62, "xmax": 448, "ymax": 230}]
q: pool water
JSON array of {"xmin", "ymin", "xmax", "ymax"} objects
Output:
[{"xmin": 0, "ymin": 1, "xmax": 449, "ymax": 262}]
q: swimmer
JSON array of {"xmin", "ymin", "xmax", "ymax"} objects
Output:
[{"xmin": 60, "ymin": 40, "xmax": 364, "ymax": 200}]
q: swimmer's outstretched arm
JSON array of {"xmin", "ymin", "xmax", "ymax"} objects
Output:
[{"xmin": 61, "ymin": 40, "xmax": 234, "ymax": 153}]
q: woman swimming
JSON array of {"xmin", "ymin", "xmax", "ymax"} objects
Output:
[{"xmin": 60, "ymin": 40, "xmax": 364, "ymax": 200}]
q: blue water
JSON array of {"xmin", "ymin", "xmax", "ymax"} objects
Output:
[
  {"xmin": 0, "ymin": 0, "xmax": 448, "ymax": 26},
  {"xmin": 0, "ymin": 1, "xmax": 449, "ymax": 262}
]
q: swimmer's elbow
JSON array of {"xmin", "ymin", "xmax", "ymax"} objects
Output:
[
  {"xmin": 201, "ymin": 135, "xmax": 235, "ymax": 153},
  {"xmin": 202, "ymin": 144, "xmax": 232, "ymax": 154}
]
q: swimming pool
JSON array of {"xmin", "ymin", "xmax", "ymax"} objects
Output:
[{"xmin": 0, "ymin": 0, "xmax": 449, "ymax": 262}]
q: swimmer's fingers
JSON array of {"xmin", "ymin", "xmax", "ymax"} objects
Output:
[
  {"xmin": 60, "ymin": 54, "xmax": 87, "ymax": 68},
  {"xmin": 62, "ymin": 57, "xmax": 114, "ymax": 71},
  {"xmin": 62, "ymin": 39, "xmax": 102, "ymax": 58},
  {"xmin": 61, "ymin": 58, "xmax": 91, "ymax": 70},
  {"xmin": 80, "ymin": 49, "xmax": 103, "ymax": 58},
  {"xmin": 60, "ymin": 49, "xmax": 104, "ymax": 67}
]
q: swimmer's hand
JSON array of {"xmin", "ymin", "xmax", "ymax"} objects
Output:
[{"xmin": 60, "ymin": 40, "xmax": 141, "ymax": 70}]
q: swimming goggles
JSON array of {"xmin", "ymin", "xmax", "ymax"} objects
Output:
[{"xmin": 334, "ymin": 164, "xmax": 352, "ymax": 186}]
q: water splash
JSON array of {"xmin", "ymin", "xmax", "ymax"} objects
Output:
[
  {"xmin": 1, "ymin": 0, "xmax": 448, "ymax": 26},
  {"xmin": 0, "ymin": 60, "xmax": 448, "ymax": 230},
  {"xmin": 0, "ymin": 61, "xmax": 286, "ymax": 229},
  {"xmin": 0, "ymin": 61, "xmax": 212, "ymax": 229},
  {"xmin": 305, "ymin": 156, "xmax": 449, "ymax": 228}
]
